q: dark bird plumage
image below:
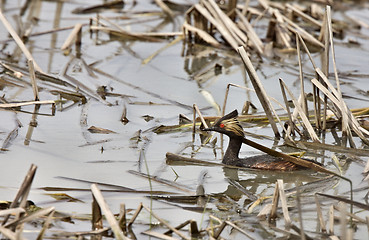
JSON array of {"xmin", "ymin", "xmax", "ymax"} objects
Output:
[{"xmin": 203, "ymin": 110, "xmax": 308, "ymax": 171}]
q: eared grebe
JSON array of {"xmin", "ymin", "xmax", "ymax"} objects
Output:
[{"xmin": 203, "ymin": 110, "xmax": 307, "ymax": 171}]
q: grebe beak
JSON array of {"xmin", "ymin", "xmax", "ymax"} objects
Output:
[{"xmin": 201, "ymin": 126, "xmax": 214, "ymax": 131}]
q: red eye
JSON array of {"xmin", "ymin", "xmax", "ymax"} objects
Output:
[{"xmin": 219, "ymin": 123, "xmax": 225, "ymax": 128}]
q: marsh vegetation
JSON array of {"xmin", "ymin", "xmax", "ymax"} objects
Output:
[{"xmin": 0, "ymin": 0, "xmax": 369, "ymax": 239}]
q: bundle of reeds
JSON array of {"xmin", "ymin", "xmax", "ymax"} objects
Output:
[{"xmin": 183, "ymin": 0, "xmax": 350, "ymax": 55}]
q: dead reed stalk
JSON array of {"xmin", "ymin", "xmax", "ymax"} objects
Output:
[
  {"xmin": 279, "ymin": 78, "xmax": 320, "ymax": 142},
  {"xmin": 237, "ymin": 46, "xmax": 280, "ymax": 137},
  {"xmin": 61, "ymin": 23, "xmax": 83, "ymax": 53},
  {"xmin": 193, "ymin": 103, "xmax": 209, "ymax": 134},
  {"xmin": 0, "ymin": 10, "xmax": 43, "ymax": 73},
  {"xmin": 90, "ymin": 184, "xmax": 128, "ymax": 240},
  {"xmin": 28, "ymin": 60, "xmax": 39, "ymax": 101},
  {"xmin": 2, "ymin": 164, "xmax": 37, "ymax": 226},
  {"xmin": 183, "ymin": 0, "xmax": 339, "ymax": 53}
]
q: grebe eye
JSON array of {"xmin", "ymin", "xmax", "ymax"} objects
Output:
[{"xmin": 219, "ymin": 123, "xmax": 225, "ymax": 128}]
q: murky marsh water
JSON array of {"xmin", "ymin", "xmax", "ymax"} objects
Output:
[{"xmin": 0, "ymin": 0, "xmax": 369, "ymax": 239}]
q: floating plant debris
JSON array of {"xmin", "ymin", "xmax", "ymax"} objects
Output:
[
  {"xmin": 72, "ymin": 0, "xmax": 125, "ymax": 14},
  {"xmin": 88, "ymin": 126, "xmax": 117, "ymax": 134}
]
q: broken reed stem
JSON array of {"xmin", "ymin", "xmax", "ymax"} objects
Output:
[
  {"xmin": 118, "ymin": 203, "xmax": 127, "ymax": 233},
  {"xmin": 322, "ymin": 7, "xmax": 329, "ymax": 131},
  {"xmin": 205, "ymin": 0, "xmax": 247, "ymax": 46},
  {"xmin": 142, "ymin": 230, "xmax": 178, "ymax": 240},
  {"xmin": 325, "ymin": 6, "xmax": 340, "ymax": 103},
  {"xmin": 312, "ymin": 71, "xmax": 369, "ymax": 146},
  {"xmin": 127, "ymin": 203, "xmax": 143, "ymax": 227},
  {"xmin": 0, "ymin": 10, "xmax": 43, "ymax": 73},
  {"xmin": 183, "ymin": 22, "xmax": 221, "ymax": 48},
  {"xmin": 279, "ymin": 78, "xmax": 320, "ymax": 142},
  {"xmin": 273, "ymin": 11, "xmax": 292, "ymax": 48},
  {"xmin": 313, "ymin": 77, "xmax": 322, "ymax": 130},
  {"xmin": 222, "ymin": 83, "xmax": 249, "ymax": 116},
  {"xmin": 0, "ymin": 100, "xmax": 56, "ymax": 110},
  {"xmin": 279, "ymin": 78, "xmax": 295, "ymax": 139},
  {"xmin": 339, "ymin": 202, "xmax": 348, "ymax": 239},
  {"xmin": 61, "ymin": 23, "xmax": 83, "ymax": 51},
  {"xmin": 296, "ymin": 33, "xmax": 317, "ymax": 69},
  {"xmin": 24, "ymin": 104, "xmax": 41, "ymax": 146},
  {"xmin": 221, "ymin": 82, "xmax": 288, "ymax": 117},
  {"xmin": 194, "ymin": 3, "xmax": 239, "ymax": 50},
  {"xmin": 314, "ymin": 194, "xmax": 327, "ymax": 233},
  {"xmin": 90, "ymin": 25, "xmax": 176, "ymax": 42},
  {"xmin": 97, "ymin": 15, "xmax": 124, "ymax": 32},
  {"xmin": 5, "ymin": 207, "xmax": 55, "ymax": 229},
  {"xmin": 142, "ymin": 35, "xmax": 184, "ymax": 65},
  {"xmin": 28, "ymin": 59, "xmax": 39, "ymax": 101},
  {"xmin": 142, "ymin": 205, "xmax": 191, "ymax": 240},
  {"xmin": 92, "ymin": 195, "xmax": 103, "ymax": 231},
  {"xmin": 36, "ymin": 210, "xmax": 55, "ymax": 240},
  {"xmin": 163, "ymin": 219, "xmax": 199, "ymax": 237},
  {"xmin": 90, "ymin": 184, "xmax": 127, "ymax": 240},
  {"xmin": 76, "ymin": 25, "xmax": 82, "ymax": 57},
  {"xmin": 237, "ymin": 46, "xmax": 280, "ymax": 137},
  {"xmin": 224, "ymin": 221, "xmax": 255, "ymax": 239},
  {"xmin": 164, "ymin": 219, "xmax": 192, "ymax": 235},
  {"xmin": 269, "ymin": 181, "xmax": 279, "ymax": 222},
  {"xmin": 209, "ymin": 218, "xmax": 254, "ymax": 239},
  {"xmin": 226, "ymin": 0, "xmax": 237, "ymax": 20},
  {"xmin": 0, "ymin": 226, "xmax": 16, "ymax": 239},
  {"xmin": 2, "ymin": 164, "xmax": 37, "ymax": 226},
  {"xmin": 154, "ymin": 0, "xmax": 174, "ymax": 18},
  {"xmin": 193, "ymin": 104, "xmax": 208, "ymax": 129},
  {"xmin": 213, "ymin": 221, "xmax": 226, "ymax": 239},
  {"xmin": 295, "ymin": 33, "xmax": 325, "ymax": 133},
  {"xmin": 296, "ymin": 34, "xmax": 308, "ymax": 116},
  {"xmin": 327, "ymin": 6, "xmax": 355, "ymax": 147},
  {"xmin": 212, "ymin": 0, "xmax": 247, "ymax": 43},
  {"xmin": 329, "ymin": 205, "xmax": 335, "ymax": 235},
  {"xmin": 277, "ymin": 180, "xmax": 291, "ymax": 228},
  {"xmin": 286, "ymin": 3, "xmax": 322, "ymax": 28},
  {"xmin": 281, "ymin": 15, "xmax": 324, "ymax": 48},
  {"xmin": 0, "ymin": 208, "xmax": 25, "ymax": 218},
  {"xmin": 236, "ymin": 9, "xmax": 264, "ymax": 55},
  {"xmin": 140, "ymin": 148, "xmax": 153, "ymax": 225},
  {"xmin": 295, "ymin": 186, "xmax": 306, "ymax": 240},
  {"xmin": 190, "ymin": 220, "xmax": 200, "ymax": 236}
]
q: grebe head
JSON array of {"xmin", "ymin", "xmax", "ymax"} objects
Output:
[{"xmin": 203, "ymin": 110, "xmax": 244, "ymax": 139}]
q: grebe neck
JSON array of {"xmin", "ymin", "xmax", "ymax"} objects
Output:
[{"xmin": 223, "ymin": 136, "xmax": 243, "ymax": 165}]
